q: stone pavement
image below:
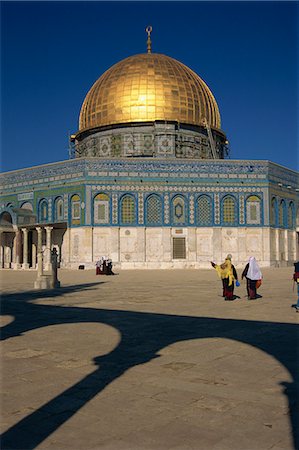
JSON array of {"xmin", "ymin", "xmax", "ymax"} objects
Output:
[{"xmin": 1, "ymin": 267, "xmax": 298, "ymax": 450}]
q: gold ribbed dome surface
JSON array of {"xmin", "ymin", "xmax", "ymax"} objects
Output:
[{"xmin": 79, "ymin": 53, "xmax": 221, "ymax": 132}]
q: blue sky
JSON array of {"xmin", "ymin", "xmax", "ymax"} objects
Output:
[{"xmin": 1, "ymin": 1, "xmax": 298, "ymax": 172}]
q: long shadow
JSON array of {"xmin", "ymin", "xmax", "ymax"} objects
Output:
[{"xmin": 1, "ymin": 286, "xmax": 298, "ymax": 450}]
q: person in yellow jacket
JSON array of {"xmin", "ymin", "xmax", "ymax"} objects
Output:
[{"xmin": 211, "ymin": 254, "xmax": 239, "ymax": 300}]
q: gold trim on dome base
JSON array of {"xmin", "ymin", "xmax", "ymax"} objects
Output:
[{"xmin": 77, "ymin": 53, "xmax": 222, "ymax": 135}]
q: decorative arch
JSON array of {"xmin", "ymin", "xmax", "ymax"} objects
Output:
[
  {"xmin": 0, "ymin": 210, "xmax": 14, "ymax": 229},
  {"xmin": 246, "ymin": 195, "xmax": 261, "ymax": 225},
  {"xmin": 196, "ymin": 195, "xmax": 212, "ymax": 226},
  {"xmin": 279, "ymin": 199, "xmax": 286, "ymax": 227},
  {"xmin": 171, "ymin": 195, "xmax": 187, "ymax": 225},
  {"xmin": 120, "ymin": 194, "xmax": 136, "ymax": 225},
  {"xmin": 145, "ymin": 194, "xmax": 162, "ymax": 226},
  {"xmin": 287, "ymin": 201, "xmax": 294, "ymax": 229},
  {"xmin": 270, "ymin": 197, "xmax": 277, "ymax": 227},
  {"xmin": 39, "ymin": 199, "xmax": 48, "ymax": 222},
  {"xmin": 71, "ymin": 194, "xmax": 81, "ymax": 225},
  {"xmin": 222, "ymin": 195, "xmax": 237, "ymax": 225},
  {"xmin": 20, "ymin": 202, "xmax": 33, "ymax": 211},
  {"xmin": 94, "ymin": 193, "xmax": 110, "ymax": 224},
  {"xmin": 54, "ymin": 197, "xmax": 64, "ymax": 222}
]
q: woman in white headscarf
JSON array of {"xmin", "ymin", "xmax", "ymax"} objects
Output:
[{"xmin": 241, "ymin": 256, "xmax": 262, "ymax": 300}]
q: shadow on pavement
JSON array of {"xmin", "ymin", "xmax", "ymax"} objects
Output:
[{"xmin": 1, "ymin": 284, "xmax": 298, "ymax": 449}]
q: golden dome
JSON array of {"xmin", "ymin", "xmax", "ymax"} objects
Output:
[{"xmin": 78, "ymin": 53, "xmax": 222, "ymax": 132}]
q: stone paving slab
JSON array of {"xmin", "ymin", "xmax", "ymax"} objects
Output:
[{"xmin": 0, "ymin": 267, "xmax": 298, "ymax": 450}]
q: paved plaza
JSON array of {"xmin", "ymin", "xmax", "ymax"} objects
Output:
[{"xmin": 1, "ymin": 267, "xmax": 298, "ymax": 450}]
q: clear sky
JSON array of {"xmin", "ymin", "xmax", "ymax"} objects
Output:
[{"xmin": 1, "ymin": 1, "xmax": 298, "ymax": 172}]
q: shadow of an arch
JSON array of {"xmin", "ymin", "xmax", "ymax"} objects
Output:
[{"xmin": 1, "ymin": 284, "xmax": 298, "ymax": 450}]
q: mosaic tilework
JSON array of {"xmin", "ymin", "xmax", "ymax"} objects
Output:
[
  {"xmin": 91, "ymin": 184, "xmax": 263, "ymax": 194},
  {"xmin": 112, "ymin": 193, "xmax": 118, "ymax": 224},
  {"xmin": 189, "ymin": 195, "xmax": 194, "ymax": 224},
  {"xmin": 239, "ymin": 195, "xmax": 245, "ymax": 225},
  {"xmin": 2, "ymin": 158, "xmax": 297, "ymax": 194},
  {"xmin": 173, "ymin": 196, "xmax": 186, "ymax": 224},
  {"xmin": 164, "ymin": 194, "xmax": 170, "ymax": 224},
  {"xmin": 48, "ymin": 199, "xmax": 52, "ymax": 222},
  {"xmin": 214, "ymin": 194, "xmax": 220, "ymax": 224},
  {"xmin": 138, "ymin": 193, "xmax": 144, "ymax": 224},
  {"xmin": 85, "ymin": 185, "xmax": 92, "ymax": 225},
  {"xmin": 246, "ymin": 195, "xmax": 261, "ymax": 225},
  {"xmin": 63, "ymin": 194, "xmax": 68, "ymax": 220}
]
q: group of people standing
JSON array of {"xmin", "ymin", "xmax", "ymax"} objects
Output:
[
  {"xmin": 211, "ymin": 254, "xmax": 262, "ymax": 301},
  {"xmin": 96, "ymin": 257, "xmax": 114, "ymax": 275}
]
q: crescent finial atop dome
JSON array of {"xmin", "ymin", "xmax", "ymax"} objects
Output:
[{"xmin": 146, "ymin": 25, "xmax": 152, "ymax": 53}]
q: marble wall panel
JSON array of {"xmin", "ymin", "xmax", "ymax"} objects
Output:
[
  {"xmin": 93, "ymin": 228, "xmax": 112, "ymax": 261},
  {"xmin": 119, "ymin": 227, "xmax": 145, "ymax": 262},
  {"xmin": 145, "ymin": 228, "xmax": 164, "ymax": 261},
  {"xmin": 58, "ymin": 225, "xmax": 298, "ymax": 269},
  {"xmin": 187, "ymin": 228, "xmax": 197, "ymax": 261},
  {"xmin": 195, "ymin": 229, "xmax": 213, "ymax": 261}
]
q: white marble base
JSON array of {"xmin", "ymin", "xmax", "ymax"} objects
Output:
[{"xmin": 59, "ymin": 226, "xmax": 299, "ymax": 269}]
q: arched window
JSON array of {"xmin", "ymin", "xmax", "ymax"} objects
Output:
[
  {"xmin": 120, "ymin": 195, "xmax": 136, "ymax": 224},
  {"xmin": 288, "ymin": 202, "xmax": 294, "ymax": 228},
  {"xmin": 94, "ymin": 193, "xmax": 109, "ymax": 224},
  {"xmin": 222, "ymin": 195, "xmax": 237, "ymax": 225},
  {"xmin": 145, "ymin": 194, "xmax": 162, "ymax": 225},
  {"xmin": 196, "ymin": 195, "xmax": 212, "ymax": 226},
  {"xmin": 55, "ymin": 197, "xmax": 64, "ymax": 221},
  {"xmin": 246, "ymin": 195, "xmax": 261, "ymax": 225},
  {"xmin": 279, "ymin": 200, "xmax": 286, "ymax": 227},
  {"xmin": 39, "ymin": 199, "xmax": 48, "ymax": 222},
  {"xmin": 172, "ymin": 196, "xmax": 186, "ymax": 225},
  {"xmin": 71, "ymin": 194, "xmax": 81, "ymax": 224},
  {"xmin": 21, "ymin": 202, "xmax": 33, "ymax": 211},
  {"xmin": 270, "ymin": 197, "xmax": 277, "ymax": 226}
]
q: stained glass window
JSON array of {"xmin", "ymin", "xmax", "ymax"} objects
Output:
[
  {"xmin": 146, "ymin": 195, "xmax": 162, "ymax": 225},
  {"xmin": 222, "ymin": 196, "xmax": 236, "ymax": 224},
  {"xmin": 172, "ymin": 196, "xmax": 186, "ymax": 224},
  {"xmin": 94, "ymin": 193, "xmax": 109, "ymax": 224},
  {"xmin": 246, "ymin": 195, "xmax": 261, "ymax": 224},
  {"xmin": 196, "ymin": 195, "xmax": 212, "ymax": 225},
  {"xmin": 121, "ymin": 195, "xmax": 136, "ymax": 224}
]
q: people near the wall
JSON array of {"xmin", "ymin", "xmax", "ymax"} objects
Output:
[
  {"xmin": 241, "ymin": 256, "xmax": 262, "ymax": 300},
  {"xmin": 96, "ymin": 256, "xmax": 114, "ymax": 275},
  {"xmin": 102, "ymin": 258, "xmax": 108, "ymax": 275},
  {"xmin": 96, "ymin": 259, "xmax": 102, "ymax": 275},
  {"xmin": 211, "ymin": 254, "xmax": 238, "ymax": 300},
  {"xmin": 107, "ymin": 259, "xmax": 114, "ymax": 275},
  {"xmin": 293, "ymin": 261, "xmax": 299, "ymax": 312}
]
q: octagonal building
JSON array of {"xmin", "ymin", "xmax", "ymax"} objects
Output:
[{"xmin": 0, "ymin": 30, "xmax": 298, "ymax": 270}]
